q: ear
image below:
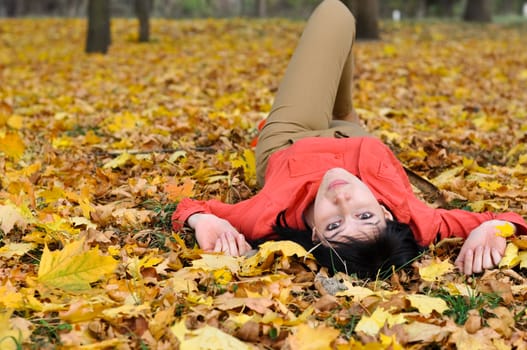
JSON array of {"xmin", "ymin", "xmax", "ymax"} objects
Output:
[
  {"xmin": 381, "ymin": 205, "xmax": 393, "ymax": 221},
  {"xmin": 311, "ymin": 225, "xmax": 318, "ymax": 242}
]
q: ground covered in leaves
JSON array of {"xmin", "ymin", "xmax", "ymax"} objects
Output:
[{"xmin": 1, "ymin": 16, "xmax": 527, "ymax": 349}]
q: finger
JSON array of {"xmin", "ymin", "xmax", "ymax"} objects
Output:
[
  {"xmin": 220, "ymin": 232, "xmax": 232, "ymax": 254},
  {"xmin": 482, "ymin": 246, "xmax": 493, "ymax": 269},
  {"xmin": 454, "ymin": 254, "xmax": 464, "ymax": 269},
  {"xmin": 464, "ymin": 249, "xmax": 474, "ymax": 275},
  {"xmin": 234, "ymin": 233, "xmax": 249, "ymax": 255},
  {"xmin": 223, "ymin": 231, "xmax": 239, "ymax": 256},
  {"xmin": 491, "ymin": 248, "xmax": 503, "ymax": 266},
  {"xmin": 472, "ymin": 246, "xmax": 483, "ymax": 274},
  {"xmin": 213, "ymin": 237, "xmax": 222, "ymax": 253}
]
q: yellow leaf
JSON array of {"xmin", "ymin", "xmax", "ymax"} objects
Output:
[
  {"xmin": 79, "ymin": 196, "xmax": 94, "ymax": 219},
  {"xmin": 39, "ymin": 187, "xmax": 66, "ymax": 204},
  {"xmin": 168, "ymin": 150, "xmax": 187, "ymax": 163},
  {"xmin": 383, "ymin": 44, "xmax": 397, "ymax": 57},
  {"xmin": 230, "ymin": 149, "xmax": 256, "ymax": 183},
  {"xmin": 0, "ymin": 282, "xmax": 24, "ymax": 309},
  {"xmin": 126, "ymin": 253, "xmax": 164, "ymax": 279},
  {"xmin": 36, "ymin": 213, "xmax": 80, "ymax": 236},
  {"xmin": 418, "ymin": 258, "xmax": 454, "ymax": 282},
  {"xmin": 83, "ymin": 129, "xmax": 101, "ymax": 144},
  {"xmin": 52, "ymin": 135, "xmax": 74, "ymax": 148},
  {"xmin": 432, "ymin": 165, "xmax": 464, "ymax": 188},
  {"xmin": 102, "ymin": 303, "xmax": 150, "ymax": 319},
  {"xmin": 212, "ymin": 268, "xmax": 233, "ymax": 284},
  {"xmin": 103, "ymin": 112, "xmax": 147, "ymax": 133},
  {"xmin": 7, "ymin": 115, "xmax": 23, "ymax": 129},
  {"xmin": 519, "ymin": 252, "xmax": 527, "ymax": 269},
  {"xmin": 0, "ymin": 310, "xmax": 32, "ymax": 350},
  {"xmin": 286, "ymin": 323, "xmax": 340, "ymax": 350},
  {"xmin": 335, "ymin": 281, "xmax": 375, "ymax": 300},
  {"xmin": 171, "ymin": 320, "xmax": 254, "ymax": 350},
  {"xmin": 191, "ymin": 254, "xmax": 240, "ymax": 273},
  {"xmin": 355, "ymin": 307, "xmax": 406, "ymax": 336},
  {"xmin": 406, "ymin": 294, "xmax": 448, "ymax": 316},
  {"xmin": 73, "ymin": 214, "xmax": 95, "ymax": 230},
  {"xmin": 380, "ymin": 333, "xmax": 404, "ymax": 350},
  {"xmin": 103, "ymin": 152, "xmax": 133, "ymax": 169},
  {"xmin": 0, "ymin": 101, "xmax": 13, "ymax": 127},
  {"xmin": 241, "ymin": 240, "xmax": 314, "ymax": 276},
  {"xmin": 499, "ymin": 243, "xmax": 520, "ymax": 269},
  {"xmin": 463, "ymin": 157, "xmax": 490, "ymax": 174},
  {"xmin": 496, "ymin": 222, "xmax": 515, "ymax": 238},
  {"xmin": 258, "ymin": 240, "xmax": 311, "ymax": 258},
  {"xmin": 0, "ymin": 242, "xmax": 36, "ymax": 259},
  {"xmin": 478, "ymin": 181, "xmax": 506, "ymax": 192},
  {"xmin": 37, "ymin": 238, "xmax": 118, "ymax": 291},
  {"xmin": 0, "ymin": 131, "xmax": 25, "ymax": 160}
]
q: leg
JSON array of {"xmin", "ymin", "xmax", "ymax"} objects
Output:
[{"xmin": 255, "ymin": 0, "xmax": 367, "ymax": 186}]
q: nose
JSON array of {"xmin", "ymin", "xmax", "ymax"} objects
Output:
[{"xmin": 333, "ymin": 191, "xmax": 351, "ymax": 205}]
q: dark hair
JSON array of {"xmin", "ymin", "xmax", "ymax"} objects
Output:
[{"xmin": 270, "ymin": 210, "xmax": 424, "ymax": 279}]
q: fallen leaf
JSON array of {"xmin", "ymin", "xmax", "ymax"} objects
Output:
[
  {"xmin": 37, "ymin": 238, "xmax": 118, "ymax": 291},
  {"xmin": 286, "ymin": 323, "xmax": 340, "ymax": 350},
  {"xmin": 418, "ymin": 258, "xmax": 455, "ymax": 282},
  {"xmin": 405, "ymin": 294, "xmax": 448, "ymax": 316}
]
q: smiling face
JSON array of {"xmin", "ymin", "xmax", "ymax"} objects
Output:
[{"xmin": 305, "ymin": 168, "xmax": 393, "ymax": 245}]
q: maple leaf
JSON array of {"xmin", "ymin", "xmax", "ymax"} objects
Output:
[
  {"xmin": 172, "ymin": 320, "xmax": 253, "ymax": 350},
  {"xmin": 285, "ymin": 323, "xmax": 340, "ymax": 350},
  {"xmin": 354, "ymin": 307, "xmax": 406, "ymax": 336},
  {"xmin": 165, "ymin": 179, "xmax": 195, "ymax": 202},
  {"xmin": 418, "ymin": 258, "xmax": 455, "ymax": 282},
  {"xmin": 37, "ymin": 238, "xmax": 118, "ymax": 291},
  {"xmin": 499, "ymin": 243, "xmax": 520, "ymax": 269},
  {"xmin": 0, "ymin": 204, "xmax": 28, "ymax": 234},
  {"xmin": 406, "ymin": 294, "xmax": 448, "ymax": 316},
  {"xmin": 0, "ymin": 310, "xmax": 32, "ymax": 350},
  {"xmin": 0, "ymin": 131, "xmax": 25, "ymax": 160}
]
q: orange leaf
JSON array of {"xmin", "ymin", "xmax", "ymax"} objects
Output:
[{"xmin": 165, "ymin": 179, "xmax": 195, "ymax": 202}]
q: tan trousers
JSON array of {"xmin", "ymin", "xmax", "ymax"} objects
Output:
[{"xmin": 255, "ymin": 0, "xmax": 370, "ymax": 187}]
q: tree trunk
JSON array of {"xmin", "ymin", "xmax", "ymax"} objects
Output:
[
  {"xmin": 438, "ymin": 0, "xmax": 454, "ymax": 17},
  {"xmin": 254, "ymin": 0, "xmax": 267, "ymax": 17},
  {"xmin": 134, "ymin": 0, "xmax": 151, "ymax": 42},
  {"xmin": 463, "ymin": 0, "xmax": 492, "ymax": 22},
  {"xmin": 85, "ymin": 0, "xmax": 111, "ymax": 53},
  {"xmin": 345, "ymin": 0, "xmax": 379, "ymax": 40},
  {"xmin": 4, "ymin": 0, "xmax": 17, "ymax": 16}
]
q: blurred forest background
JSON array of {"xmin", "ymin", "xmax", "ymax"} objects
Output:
[{"xmin": 1, "ymin": 0, "xmax": 526, "ymax": 20}]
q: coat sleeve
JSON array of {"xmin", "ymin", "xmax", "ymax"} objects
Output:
[
  {"xmin": 171, "ymin": 192, "xmax": 280, "ymax": 242},
  {"xmin": 361, "ymin": 139, "xmax": 527, "ymax": 246}
]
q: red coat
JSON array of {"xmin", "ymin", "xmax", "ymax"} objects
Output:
[{"xmin": 172, "ymin": 137, "xmax": 527, "ymax": 245}]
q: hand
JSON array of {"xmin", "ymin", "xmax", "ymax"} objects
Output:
[
  {"xmin": 454, "ymin": 220, "xmax": 513, "ymax": 275},
  {"xmin": 187, "ymin": 213, "xmax": 252, "ymax": 256}
]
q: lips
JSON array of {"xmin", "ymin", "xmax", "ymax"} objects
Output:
[{"xmin": 328, "ymin": 180, "xmax": 348, "ymax": 191}]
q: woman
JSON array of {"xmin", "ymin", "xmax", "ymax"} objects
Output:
[{"xmin": 172, "ymin": 0, "xmax": 527, "ymax": 278}]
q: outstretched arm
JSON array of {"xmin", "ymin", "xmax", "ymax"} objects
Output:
[
  {"xmin": 454, "ymin": 220, "xmax": 514, "ymax": 275},
  {"xmin": 187, "ymin": 213, "xmax": 252, "ymax": 256}
]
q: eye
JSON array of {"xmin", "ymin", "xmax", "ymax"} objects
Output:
[
  {"xmin": 326, "ymin": 221, "xmax": 341, "ymax": 231},
  {"xmin": 357, "ymin": 212, "xmax": 373, "ymax": 220}
]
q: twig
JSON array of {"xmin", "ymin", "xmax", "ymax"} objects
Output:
[{"xmin": 93, "ymin": 146, "xmax": 215, "ymax": 156}]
